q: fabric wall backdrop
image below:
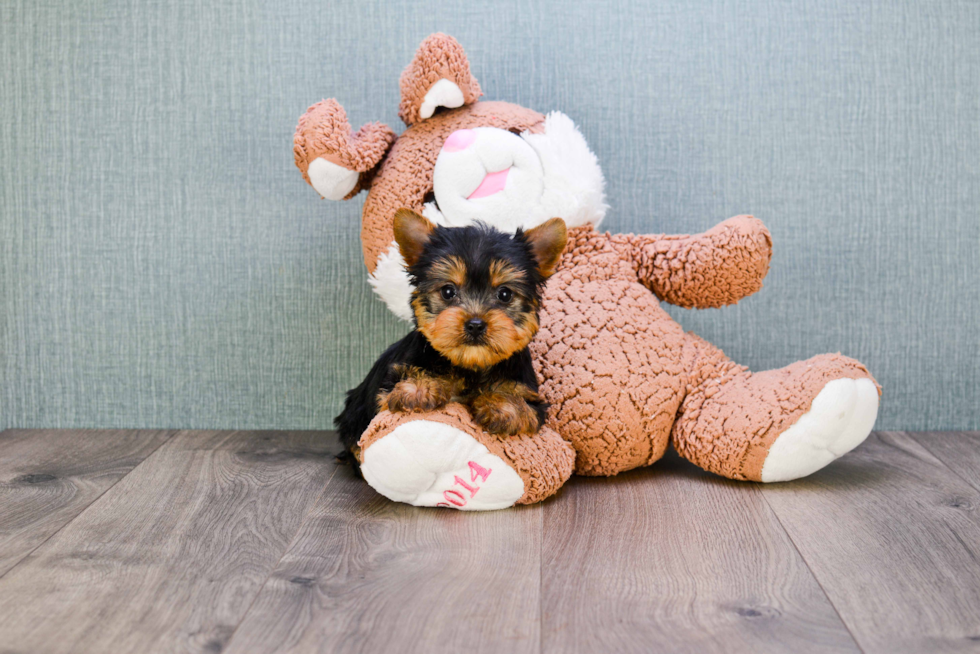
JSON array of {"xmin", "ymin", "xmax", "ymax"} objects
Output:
[{"xmin": 1, "ymin": 0, "xmax": 977, "ymax": 430}]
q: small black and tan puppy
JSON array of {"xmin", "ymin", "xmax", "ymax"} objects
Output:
[{"xmin": 336, "ymin": 208, "xmax": 567, "ymax": 463}]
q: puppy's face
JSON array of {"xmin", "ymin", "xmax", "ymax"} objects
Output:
[
  {"xmin": 393, "ymin": 209, "xmax": 567, "ymax": 370},
  {"xmin": 414, "ymin": 253, "xmax": 535, "ymax": 371}
]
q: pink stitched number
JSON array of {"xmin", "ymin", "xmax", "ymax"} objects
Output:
[
  {"xmin": 443, "ymin": 489, "xmax": 466, "ymax": 507},
  {"xmin": 454, "ymin": 475, "xmax": 479, "ymax": 498},
  {"xmin": 468, "ymin": 461, "xmax": 492, "ymax": 483},
  {"xmin": 436, "ymin": 462, "xmax": 493, "ymax": 509}
]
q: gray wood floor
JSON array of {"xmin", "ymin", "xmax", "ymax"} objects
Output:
[{"xmin": 0, "ymin": 430, "xmax": 978, "ymax": 654}]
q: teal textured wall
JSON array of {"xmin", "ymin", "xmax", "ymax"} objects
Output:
[{"xmin": 2, "ymin": 0, "xmax": 978, "ymax": 430}]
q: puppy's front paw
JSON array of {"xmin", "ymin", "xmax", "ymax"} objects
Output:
[
  {"xmin": 380, "ymin": 378, "xmax": 452, "ymax": 413},
  {"xmin": 470, "ymin": 393, "xmax": 540, "ymax": 436}
]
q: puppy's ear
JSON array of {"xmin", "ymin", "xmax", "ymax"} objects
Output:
[
  {"xmin": 393, "ymin": 209, "xmax": 436, "ymax": 268},
  {"xmin": 522, "ymin": 218, "xmax": 568, "ymax": 279}
]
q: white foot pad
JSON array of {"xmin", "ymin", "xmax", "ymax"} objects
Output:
[
  {"xmin": 761, "ymin": 378, "xmax": 879, "ymax": 482},
  {"xmin": 308, "ymin": 157, "xmax": 358, "ymax": 201},
  {"xmin": 360, "ymin": 420, "xmax": 525, "ymax": 510}
]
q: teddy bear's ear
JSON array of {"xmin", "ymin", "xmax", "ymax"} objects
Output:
[
  {"xmin": 293, "ymin": 99, "xmax": 397, "ymax": 200},
  {"xmin": 398, "ymin": 33, "xmax": 483, "ymax": 126}
]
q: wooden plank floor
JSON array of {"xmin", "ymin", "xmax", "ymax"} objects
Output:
[
  {"xmin": 0, "ymin": 429, "xmax": 174, "ymax": 576},
  {"xmin": 0, "ymin": 430, "xmax": 978, "ymax": 654}
]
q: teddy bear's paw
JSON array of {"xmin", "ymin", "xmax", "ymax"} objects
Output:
[
  {"xmin": 360, "ymin": 420, "xmax": 525, "ymax": 510},
  {"xmin": 761, "ymin": 377, "xmax": 879, "ymax": 482},
  {"xmin": 293, "ymin": 99, "xmax": 396, "ymax": 201},
  {"xmin": 307, "ymin": 158, "xmax": 359, "ymax": 201}
]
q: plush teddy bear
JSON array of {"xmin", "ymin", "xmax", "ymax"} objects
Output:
[{"xmin": 293, "ymin": 34, "xmax": 881, "ymax": 510}]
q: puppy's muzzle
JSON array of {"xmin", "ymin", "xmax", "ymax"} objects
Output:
[{"xmin": 464, "ymin": 317, "xmax": 487, "ymax": 340}]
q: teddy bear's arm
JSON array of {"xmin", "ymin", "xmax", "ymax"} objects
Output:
[
  {"xmin": 293, "ymin": 99, "xmax": 397, "ymax": 200},
  {"xmin": 610, "ymin": 215, "xmax": 773, "ymax": 308}
]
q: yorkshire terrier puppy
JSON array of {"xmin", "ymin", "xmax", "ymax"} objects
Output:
[{"xmin": 335, "ymin": 208, "xmax": 567, "ymax": 466}]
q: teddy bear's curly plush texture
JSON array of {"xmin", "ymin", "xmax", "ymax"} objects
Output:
[
  {"xmin": 531, "ymin": 221, "xmax": 880, "ymax": 480},
  {"xmin": 293, "ymin": 99, "xmax": 397, "ymax": 198},
  {"xmin": 672, "ymin": 345, "xmax": 878, "ymax": 480},
  {"xmin": 398, "ymin": 32, "xmax": 483, "ymax": 126},
  {"xmin": 607, "ymin": 219, "xmax": 773, "ymax": 310},
  {"xmin": 531, "ymin": 223, "xmax": 770, "ymax": 477},
  {"xmin": 292, "ymin": 33, "xmax": 881, "ymax": 509}
]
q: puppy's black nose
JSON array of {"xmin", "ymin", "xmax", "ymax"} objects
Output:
[{"xmin": 465, "ymin": 318, "xmax": 487, "ymax": 337}]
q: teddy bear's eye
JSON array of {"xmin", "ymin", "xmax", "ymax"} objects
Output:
[
  {"xmin": 440, "ymin": 285, "xmax": 456, "ymax": 301},
  {"xmin": 497, "ymin": 287, "xmax": 513, "ymax": 303}
]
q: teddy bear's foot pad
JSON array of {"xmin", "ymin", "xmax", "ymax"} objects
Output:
[
  {"xmin": 761, "ymin": 378, "xmax": 879, "ymax": 482},
  {"xmin": 360, "ymin": 420, "xmax": 525, "ymax": 510}
]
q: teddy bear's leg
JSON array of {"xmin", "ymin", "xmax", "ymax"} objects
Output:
[
  {"xmin": 672, "ymin": 334, "xmax": 880, "ymax": 482},
  {"xmin": 355, "ymin": 404, "xmax": 575, "ymax": 510}
]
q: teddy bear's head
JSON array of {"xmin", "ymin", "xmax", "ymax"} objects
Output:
[{"xmin": 294, "ymin": 33, "xmax": 606, "ymax": 320}]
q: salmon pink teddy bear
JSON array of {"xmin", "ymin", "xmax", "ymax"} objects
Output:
[{"xmin": 293, "ymin": 34, "xmax": 880, "ymax": 510}]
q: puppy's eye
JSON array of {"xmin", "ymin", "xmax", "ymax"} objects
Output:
[
  {"xmin": 497, "ymin": 287, "xmax": 513, "ymax": 303},
  {"xmin": 440, "ymin": 285, "xmax": 456, "ymax": 301}
]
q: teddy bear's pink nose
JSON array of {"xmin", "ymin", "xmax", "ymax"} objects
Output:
[{"xmin": 442, "ymin": 129, "xmax": 476, "ymax": 153}]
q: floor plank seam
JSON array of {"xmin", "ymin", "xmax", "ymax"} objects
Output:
[
  {"xmin": 0, "ymin": 429, "xmax": 178, "ymax": 582},
  {"xmin": 905, "ymin": 432, "xmax": 980, "ymax": 495},
  {"xmin": 757, "ymin": 488, "xmax": 868, "ymax": 654},
  {"xmin": 537, "ymin": 504, "xmax": 544, "ymax": 654},
  {"xmin": 220, "ymin": 463, "xmax": 341, "ymax": 653}
]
